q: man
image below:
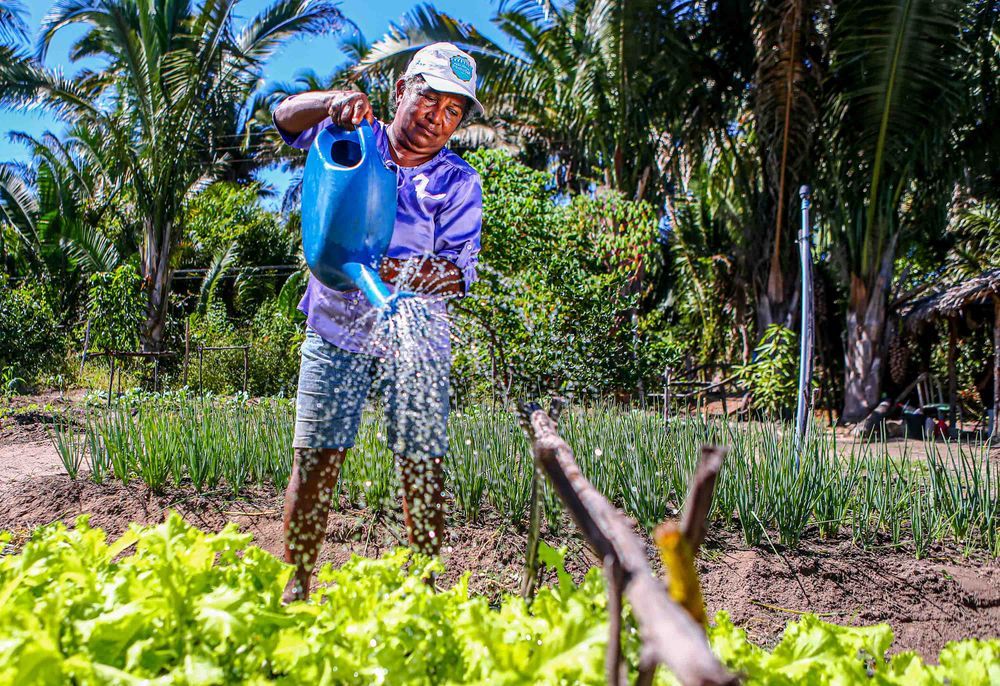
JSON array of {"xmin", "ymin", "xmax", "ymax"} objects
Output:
[{"xmin": 272, "ymin": 43, "xmax": 484, "ymax": 602}]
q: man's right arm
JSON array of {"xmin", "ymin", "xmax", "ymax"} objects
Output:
[{"xmin": 273, "ymin": 90, "xmax": 374, "ymax": 137}]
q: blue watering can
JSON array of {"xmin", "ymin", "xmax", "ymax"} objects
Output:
[{"xmin": 301, "ymin": 120, "xmax": 414, "ymax": 311}]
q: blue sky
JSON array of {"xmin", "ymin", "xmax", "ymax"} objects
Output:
[{"xmin": 0, "ymin": 0, "xmax": 504, "ymax": 193}]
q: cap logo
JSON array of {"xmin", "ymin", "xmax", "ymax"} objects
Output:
[{"xmin": 450, "ymin": 55, "xmax": 473, "ymax": 82}]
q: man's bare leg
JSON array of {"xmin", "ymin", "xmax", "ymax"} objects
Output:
[
  {"xmin": 282, "ymin": 447, "xmax": 346, "ymax": 603},
  {"xmin": 396, "ymin": 453, "xmax": 446, "ymax": 556}
]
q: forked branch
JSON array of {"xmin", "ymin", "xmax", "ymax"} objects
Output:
[{"xmin": 518, "ymin": 403, "xmax": 736, "ymax": 686}]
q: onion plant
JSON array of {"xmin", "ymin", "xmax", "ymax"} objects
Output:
[
  {"xmin": 48, "ymin": 411, "xmax": 84, "ymax": 480},
  {"xmin": 83, "ymin": 412, "xmax": 109, "ymax": 484},
  {"xmin": 446, "ymin": 414, "xmax": 488, "ymax": 522},
  {"xmin": 59, "ymin": 396, "xmax": 998, "ymax": 559},
  {"xmin": 341, "ymin": 414, "xmax": 400, "ymax": 515},
  {"xmin": 136, "ymin": 410, "xmax": 176, "ymax": 493}
]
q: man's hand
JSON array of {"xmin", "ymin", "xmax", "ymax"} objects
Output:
[
  {"xmin": 326, "ymin": 91, "xmax": 374, "ymax": 130},
  {"xmin": 274, "ymin": 90, "xmax": 373, "ymax": 136},
  {"xmin": 380, "ymin": 257, "xmax": 464, "ymax": 297}
]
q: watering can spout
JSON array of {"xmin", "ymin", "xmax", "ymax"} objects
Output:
[
  {"xmin": 340, "ymin": 261, "xmax": 415, "ymax": 316},
  {"xmin": 301, "ymin": 119, "xmax": 416, "ymax": 311}
]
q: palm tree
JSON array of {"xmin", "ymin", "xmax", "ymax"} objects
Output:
[
  {"xmin": 252, "ymin": 28, "xmax": 392, "ymax": 212},
  {"xmin": 0, "ymin": 127, "xmax": 126, "ymax": 316},
  {"xmin": 666, "ymin": 128, "xmax": 758, "ymax": 366},
  {"xmin": 0, "ymin": 0, "xmax": 346, "ymax": 351},
  {"xmin": 0, "ymin": 2, "xmax": 31, "ymax": 272},
  {"xmin": 822, "ymin": 0, "xmax": 970, "ymax": 421},
  {"xmin": 354, "ymin": 1, "xmax": 706, "ymax": 202},
  {"xmin": 749, "ymin": 0, "xmax": 826, "ymax": 329},
  {"xmin": 354, "ymin": 2, "xmax": 831, "ymax": 335}
]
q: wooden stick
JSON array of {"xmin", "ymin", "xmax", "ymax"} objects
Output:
[
  {"xmin": 604, "ymin": 555, "xmax": 627, "ymax": 686},
  {"xmin": 522, "ymin": 396, "xmax": 568, "ymax": 601},
  {"xmin": 680, "ymin": 447, "xmax": 726, "ymax": 550},
  {"xmin": 521, "ymin": 473, "xmax": 541, "ymax": 600},
  {"xmin": 948, "ymin": 317, "xmax": 959, "ymax": 434},
  {"xmin": 518, "ymin": 404, "xmax": 735, "ymax": 686}
]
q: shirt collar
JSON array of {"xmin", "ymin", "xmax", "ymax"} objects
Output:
[{"xmin": 376, "ymin": 121, "xmax": 449, "ymax": 173}]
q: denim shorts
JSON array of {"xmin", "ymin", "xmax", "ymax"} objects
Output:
[{"xmin": 293, "ymin": 328, "xmax": 450, "ymax": 457}]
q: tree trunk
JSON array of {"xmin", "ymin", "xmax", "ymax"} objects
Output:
[
  {"xmin": 140, "ymin": 219, "xmax": 173, "ymax": 352},
  {"xmin": 841, "ymin": 239, "xmax": 896, "ymax": 423}
]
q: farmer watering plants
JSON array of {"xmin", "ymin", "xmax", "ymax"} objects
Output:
[{"xmin": 272, "ymin": 42, "xmax": 484, "ymax": 602}]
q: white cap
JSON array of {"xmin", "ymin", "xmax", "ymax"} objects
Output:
[{"xmin": 403, "ymin": 42, "xmax": 485, "ymax": 118}]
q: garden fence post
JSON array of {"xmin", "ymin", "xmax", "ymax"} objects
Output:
[
  {"xmin": 993, "ymin": 296, "xmax": 999, "ymax": 439},
  {"xmin": 663, "ymin": 366, "xmax": 672, "ymax": 425},
  {"xmin": 490, "ymin": 349, "xmax": 496, "ymax": 410},
  {"xmin": 795, "ymin": 185, "xmax": 815, "ymax": 450},
  {"xmin": 80, "ymin": 319, "xmax": 91, "ymax": 376},
  {"xmin": 948, "ymin": 317, "xmax": 959, "ymax": 436},
  {"xmin": 107, "ymin": 353, "xmax": 115, "ymax": 408},
  {"xmin": 183, "ymin": 318, "xmax": 190, "ymax": 387}
]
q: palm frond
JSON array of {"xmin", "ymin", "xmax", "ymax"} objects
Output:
[
  {"xmin": 198, "ymin": 241, "xmax": 240, "ymax": 313},
  {"xmin": 0, "ymin": 161, "xmax": 39, "ymax": 245},
  {"xmin": 357, "ymin": 3, "xmax": 507, "ymax": 82},
  {"xmin": 752, "ymin": 0, "xmax": 823, "ymax": 293},
  {"xmin": 0, "ymin": 53, "xmax": 107, "ymax": 122},
  {"xmin": 0, "ymin": 0, "xmax": 27, "ymax": 45},
  {"xmin": 234, "ymin": 0, "xmax": 348, "ymax": 65},
  {"xmin": 62, "ymin": 220, "xmax": 123, "ymax": 273},
  {"xmin": 826, "ymin": 0, "xmax": 967, "ymax": 280}
]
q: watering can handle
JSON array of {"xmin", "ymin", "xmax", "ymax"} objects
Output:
[
  {"xmin": 356, "ymin": 119, "xmax": 376, "ymax": 164},
  {"xmin": 355, "ymin": 119, "xmax": 396, "ymax": 172}
]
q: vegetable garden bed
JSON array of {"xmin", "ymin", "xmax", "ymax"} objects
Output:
[
  {"xmin": 0, "ymin": 394, "xmax": 997, "ymax": 679},
  {"xmin": 0, "ymin": 514, "xmax": 997, "ymax": 685}
]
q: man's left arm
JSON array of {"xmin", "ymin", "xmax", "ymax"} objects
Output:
[{"xmin": 379, "ymin": 256, "xmax": 464, "ymax": 296}]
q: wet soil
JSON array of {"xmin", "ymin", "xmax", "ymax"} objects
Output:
[{"xmin": 1, "ymin": 397, "xmax": 997, "ymax": 660}]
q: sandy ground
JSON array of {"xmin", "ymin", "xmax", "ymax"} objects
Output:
[{"xmin": 1, "ymin": 394, "xmax": 998, "ymax": 660}]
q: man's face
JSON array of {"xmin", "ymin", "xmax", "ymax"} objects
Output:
[{"xmin": 392, "ymin": 79, "xmax": 467, "ymax": 155}]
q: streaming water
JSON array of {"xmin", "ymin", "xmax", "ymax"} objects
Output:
[{"xmin": 371, "ymin": 296, "xmax": 448, "ymax": 552}]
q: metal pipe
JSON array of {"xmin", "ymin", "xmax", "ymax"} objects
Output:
[{"xmin": 795, "ymin": 185, "xmax": 815, "ymax": 449}]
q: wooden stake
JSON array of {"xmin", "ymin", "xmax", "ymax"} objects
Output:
[
  {"xmin": 522, "ymin": 398, "xmax": 566, "ymax": 601},
  {"xmin": 521, "ymin": 473, "xmax": 541, "ymax": 600},
  {"xmin": 107, "ymin": 354, "xmax": 115, "ymax": 408},
  {"xmin": 80, "ymin": 319, "xmax": 91, "ymax": 376}
]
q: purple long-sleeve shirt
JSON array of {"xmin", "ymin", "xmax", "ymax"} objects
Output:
[{"xmin": 276, "ymin": 116, "xmax": 482, "ymax": 355}]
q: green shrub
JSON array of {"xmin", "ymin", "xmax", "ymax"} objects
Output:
[
  {"xmin": 180, "ymin": 182, "xmax": 298, "ymax": 317},
  {"xmin": 85, "ymin": 264, "xmax": 145, "ymax": 352},
  {"xmin": 183, "ymin": 182, "xmax": 296, "ymax": 268},
  {"xmin": 247, "ymin": 299, "xmax": 304, "ymax": 396},
  {"xmin": 186, "ymin": 299, "xmax": 302, "ymax": 396},
  {"xmin": 0, "ymin": 284, "xmax": 65, "ymax": 385},
  {"xmin": 459, "ymin": 149, "xmax": 663, "ymax": 398},
  {"xmin": 737, "ymin": 324, "xmax": 800, "ymax": 417}
]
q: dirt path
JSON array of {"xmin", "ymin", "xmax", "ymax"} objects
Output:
[{"xmin": 0, "ymin": 440, "xmax": 64, "ymax": 484}]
